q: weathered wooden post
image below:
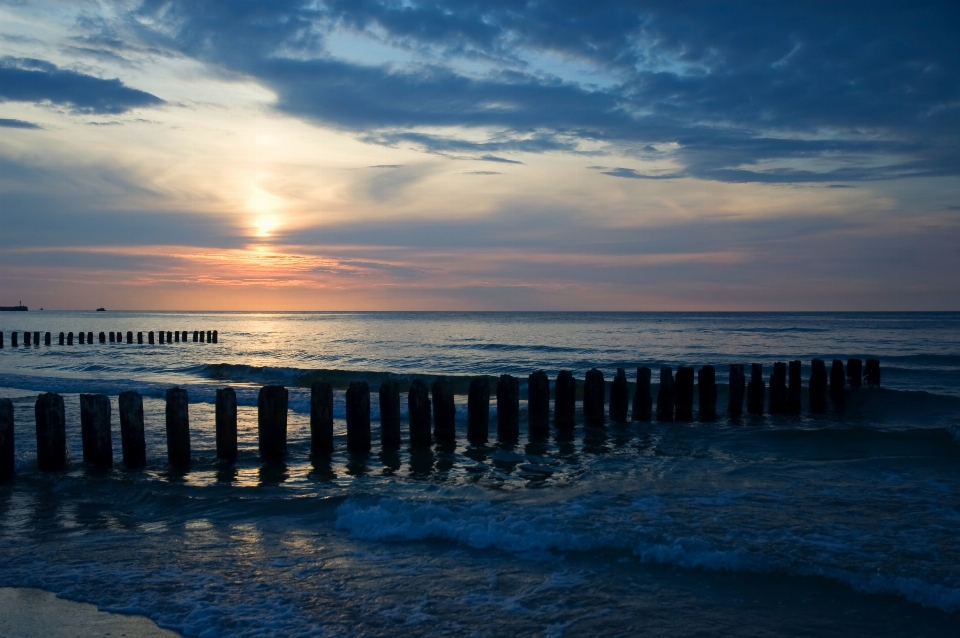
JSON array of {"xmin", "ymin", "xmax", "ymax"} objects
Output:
[
  {"xmin": 830, "ymin": 360, "xmax": 845, "ymax": 404},
  {"xmin": 675, "ymin": 366, "xmax": 694, "ymax": 421},
  {"xmin": 657, "ymin": 367, "xmax": 675, "ymax": 422},
  {"xmin": 728, "ymin": 364, "xmax": 745, "ymax": 416},
  {"xmin": 215, "ymin": 387, "xmax": 237, "ymax": 462},
  {"xmin": 148, "ymin": 331, "xmax": 154, "ymax": 345},
  {"xmin": 311, "ymin": 380, "xmax": 334, "ymax": 453},
  {"xmin": 200, "ymin": 330, "xmax": 205, "ymax": 343},
  {"xmin": 80, "ymin": 393, "xmax": 112, "ymax": 468},
  {"xmin": 44, "ymin": 332, "xmax": 50, "ymax": 346},
  {"xmin": 174, "ymin": 331, "xmax": 180, "ymax": 343},
  {"xmin": 554, "ymin": 370, "xmax": 576, "ymax": 429},
  {"xmin": 35, "ymin": 392, "xmax": 66, "ymax": 470},
  {"xmin": 118, "ymin": 391, "xmax": 146, "ymax": 468},
  {"xmin": 864, "ymin": 359, "xmax": 881, "ymax": 387},
  {"xmin": 109, "ymin": 331, "xmax": 115, "ymax": 342},
  {"xmin": 583, "ymin": 368, "xmax": 605, "ymax": 427},
  {"xmin": 158, "ymin": 331, "xmax": 165, "ymax": 344},
  {"xmin": 747, "ymin": 364, "xmax": 765, "ymax": 415},
  {"xmin": 137, "ymin": 332, "xmax": 143, "ymax": 344},
  {"xmin": 66, "ymin": 332, "xmax": 72, "ymax": 345},
  {"xmin": 847, "ymin": 358, "xmax": 863, "ymax": 389},
  {"xmin": 769, "ymin": 362, "xmax": 787, "ymax": 414},
  {"xmin": 0, "ymin": 399, "xmax": 13, "ymax": 481},
  {"xmin": 0, "ymin": 331, "xmax": 3, "ymax": 349},
  {"xmin": 431, "ymin": 377, "xmax": 456, "ymax": 444},
  {"xmin": 408, "ymin": 379, "xmax": 432, "ymax": 446},
  {"xmin": 33, "ymin": 331, "xmax": 39, "ymax": 346},
  {"xmin": 165, "ymin": 388, "xmax": 190, "ymax": 466},
  {"xmin": 528, "ymin": 370, "xmax": 551, "ymax": 436},
  {"xmin": 633, "ymin": 366, "xmax": 652, "ymax": 421},
  {"xmin": 379, "ymin": 380, "xmax": 401, "ymax": 449},
  {"xmin": 467, "ymin": 376, "xmax": 490, "ymax": 442},
  {"xmin": 10, "ymin": 332, "xmax": 17, "ymax": 347},
  {"xmin": 24, "ymin": 331, "xmax": 31, "ymax": 346},
  {"xmin": 698, "ymin": 365, "xmax": 717, "ymax": 421},
  {"xmin": 258, "ymin": 385, "xmax": 288, "ymax": 461},
  {"xmin": 497, "ymin": 374, "xmax": 519, "ymax": 440},
  {"xmin": 193, "ymin": 330, "xmax": 199, "ymax": 342},
  {"xmin": 206, "ymin": 330, "xmax": 212, "ymax": 343},
  {"xmin": 212, "ymin": 330, "xmax": 218, "ymax": 343},
  {"xmin": 346, "ymin": 381, "xmax": 371, "ymax": 452},
  {"xmin": 810, "ymin": 359, "xmax": 828, "ymax": 412},
  {"xmin": 87, "ymin": 331, "xmax": 93, "ymax": 344},
  {"xmin": 787, "ymin": 360, "xmax": 802, "ymax": 414},
  {"xmin": 127, "ymin": 331, "xmax": 133, "ymax": 344},
  {"xmin": 98, "ymin": 332, "xmax": 106, "ymax": 344},
  {"xmin": 166, "ymin": 331, "xmax": 173, "ymax": 344},
  {"xmin": 181, "ymin": 331, "xmax": 187, "ymax": 342},
  {"xmin": 609, "ymin": 368, "xmax": 629, "ymax": 423},
  {"xmin": 79, "ymin": 332, "xmax": 85, "ymax": 345}
]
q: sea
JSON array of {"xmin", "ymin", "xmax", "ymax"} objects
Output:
[{"xmin": 0, "ymin": 311, "xmax": 958, "ymax": 636}]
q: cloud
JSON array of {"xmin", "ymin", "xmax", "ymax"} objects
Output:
[
  {"xmin": 479, "ymin": 154, "xmax": 522, "ymax": 164},
  {"xmin": 464, "ymin": 171, "xmax": 501, "ymax": 175},
  {"xmin": 0, "ymin": 118, "xmax": 41, "ymax": 129},
  {"xmin": 601, "ymin": 167, "xmax": 681, "ymax": 180},
  {"xmin": 0, "ymin": 57, "xmax": 164, "ymax": 114}
]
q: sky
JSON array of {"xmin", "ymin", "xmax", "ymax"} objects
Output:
[{"xmin": 1, "ymin": 1, "xmax": 959, "ymax": 311}]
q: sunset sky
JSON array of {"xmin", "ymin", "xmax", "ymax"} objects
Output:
[{"xmin": 1, "ymin": 1, "xmax": 958, "ymax": 310}]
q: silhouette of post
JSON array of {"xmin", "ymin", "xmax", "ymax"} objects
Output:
[
  {"xmin": 212, "ymin": 330, "xmax": 218, "ymax": 343},
  {"xmin": 33, "ymin": 331, "xmax": 39, "ymax": 346},
  {"xmin": 467, "ymin": 376, "xmax": 489, "ymax": 442},
  {"xmin": 554, "ymin": 370, "xmax": 576, "ymax": 430},
  {"xmin": 200, "ymin": 330, "xmax": 205, "ymax": 343},
  {"xmin": 633, "ymin": 366, "xmax": 652, "ymax": 421},
  {"xmin": 79, "ymin": 332, "xmax": 85, "ymax": 345},
  {"xmin": 408, "ymin": 379, "xmax": 432, "ymax": 446},
  {"xmin": 118, "ymin": 391, "xmax": 146, "ymax": 468},
  {"xmin": 675, "ymin": 366, "xmax": 695, "ymax": 421},
  {"xmin": 609, "ymin": 368, "xmax": 629, "ymax": 423},
  {"xmin": 810, "ymin": 359, "xmax": 828, "ymax": 412},
  {"xmin": 0, "ymin": 331, "xmax": 3, "ymax": 349},
  {"xmin": 206, "ymin": 330, "xmax": 212, "ymax": 343},
  {"xmin": 431, "ymin": 377, "xmax": 456, "ymax": 444},
  {"xmin": 258, "ymin": 385, "xmax": 288, "ymax": 461},
  {"xmin": 10, "ymin": 332, "xmax": 17, "ymax": 347},
  {"xmin": 109, "ymin": 331, "xmax": 115, "ymax": 343},
  {"xmin": 137, "ymin": 332, "xmax": 143, "ymax": 345},
  {"xmin": 35, "ymin": 392, "xmax": 66, "ymax": 471},
  {"xmin": 497, "ymin": 374, "xmax": 519, "ymax": 441},
  {"xmin": 0, "ymin": 399, "xmax": 13, "ymax": 482},
  {"xmin": 127, "ymin": 331, "xmax": 133, "ymax": 344},
  {"xmin": 193, "ymin": 331, "xmax": 199, "ymax": 342},
  {"xmin": 311, "ymin": 380, "xmax": 334, "ymax": 454},
  {"xmin": 864, "ymin": 359, "xmax": 881, "ymax": 387},
  {"xmin": 528, "ymin": 370, "xmax": 550, "ymax": 436},
  {"xmin": 698, "ymin": 365, "xmax": 717, "ymax": 421},
  {"xmin": 657, "ymin": 367, "xmax": 675, "ymax": 422},
  {"xmin": 830, "ymin": 360, "xmax": 845, "ymax": 404},
  {"xmin": 769, "ymin": 362, "xmax": 787, "ymax": 414},
  {"xmin": 87, "ymin": 331, "xmax": 93, "ymax": 344},
  {"xmin": 44, "ymin": 332, "xmax": 51, "ymax": 346},
  {"xmin": 728, "ymin": 364, "xmax": 745, "ymax": 416},
  {"xmin": 787, "ymin": 360, "xmax": 802, "ymax": 414},
  {"xmin": 583, "ymin": 368, "xmax": 605, "ymax": 427},
  {"xmin": 747, "ymin": 364, "xmax": 765, "ymax": 415},
  {"xmin": 67, "ymin": 332, "xmax": 73, "ymax": 345},
  {"xmin": 847, "ymin": 358, "xmax": 863, "ymax": 389},
  {"xmin": 148, "ymin": 331, "xmax": 154, "ymax": 345},
  {"xmin": 23, "ymin": 332, "xmax": 30, "ymax": 346},
  {"xmin": 216, "ymin": 387, "xmax": 237, "ymax": 462},
  {"xmin": 379, "ymin": 380, "xmax": 401, "ymax": 449},
  {"xmin": 165, "ymin": 388, "xmax": 190, "ymax": 466},
  {"xmin": 346, "ymin": 381, "xmax": 371, "ymax": 452},
  {"xmin": 80, "ymin": 394, "xmax": 112, "ymax": 468},
  {"xmin": 174, "ymin": 331, "xmax": 180, "ymax": 343}
]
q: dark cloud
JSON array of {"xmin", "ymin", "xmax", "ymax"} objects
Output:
[
  {"xmin": 601, "ymin": 167, "xmax": 680, "ymax": 180},
  {"xmin": 0, "ymin": 118, "xmax": 41, "ymax": 129},
  {"xmin": 464, "ymin": 171, "xmax": 501, "ymax": 175},
  {"xmin": 0, "ymin": 57, "xmax": 164, "ymax": 114},
  {"xmin": 479, "ymin": 155, "xmax": 522, "ymax": 164},
  {"xmin": 105, "ymin": 2, "xmax": 960, "ymax": 181}
]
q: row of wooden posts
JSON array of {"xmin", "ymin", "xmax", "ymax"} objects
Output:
[
  {"xmin": 0, "ymin": 358, "xmax": 880, "ymax": 480},
  {"xmin": 0, "ymin": 330, "xmax": 218, "ymax": 347}
]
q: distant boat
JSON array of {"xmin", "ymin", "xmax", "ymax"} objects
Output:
[
  {"xmin": 96, "ymin": 307, "xmax": 106, "ymax": 312},
  {"xmin": 0, "ymin": 301, "xmax": 27, "ymax": 311}
]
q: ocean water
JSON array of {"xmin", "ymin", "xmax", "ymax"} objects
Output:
[{"xmin": 0, "ymin": 311, "xmax": 958, "ymax": 636}]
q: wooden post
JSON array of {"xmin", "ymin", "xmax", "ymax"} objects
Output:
[
  {"xmin": 200, "ymin": 330, "xmax": 205, "ymax": 343},
  {"xmin": 847, "ymin": 358, "xmax": 863, "ymax": 389},
  {"xmin": 787, "ymin": 360, "xmax": 802, "ymax": 414},
  {"xmin": 346, "ymin": 381, "xmax": 371, "ymax": 452},
  {"xmin": 166, "ymin": 331, "xmax": 173, "ymax": 344},
  {"xmin": 379, "ymin": 380, "xmax": 401, "ymax": 449},
  {"xmin": 554, "ymin": 370, "xmax": 576, "ymax": 429},
  {"xmin": 497, "ymin": 374, "xmax": 519, "ymax": 441},
  {"xmin": 698, "ymin": 365, "xmax": 717, "ymax": 421},
  {"xmin": 206, "ymin": 330, "xmax": 212, "ymax": 343},
  {"xmin": 44, "ymin": 332, "xmax": 50, "ymax": 346},
  {"xmin": 0, "ymin": 331, "xmax": 3, "ymax": 349},
  {"xmin": 633, "ymin": 366, "xmax": 652, "ymax": 421},
  {"xmin": 657, "ymin": 367, "xmax": 675, "ymax": 422},
  {"xmin": 215, "ymin": 387, "xmax": 237, "ymax": 462},
  {"xmin": 769, "ymin": 362, "xmax": 787, "ymax": 414},
  {"xmin": 24, "ymin": 331, "xmax": 30, "ymax": 346},
  {"xmin": 137, "ymin": 332, "xmax": 143, "ymax": 344},
  {"xmin": 310, "ymin": 380, "xmax": 334, "ymax": 454},
  {"xmin": 127, "ymin": 331, "xmax": 133, "ymax": 344},
  {"xmin": 118, "ymin": 391, "xmax": 146, "ymax": 468},
  {"xmin": 528, "ymin": 370, "xmax": 550, "ymax": 436},
  {"xmin": 98, "ymin": 332, "xmax": 106, "ymax": 344},
  {"xmin": 609, "ymin": 368, "xmax": 629, "ymax": 423},
  {"xmin": 10, "ymin": 332, "xmax": 17, "ymax": 347},
  {"xmin": 810, "ymin": 359, "xmax": 828, "ymax": 412},
  {"xmin": 864, "ymin": 359, "xmax": 881, "ymax": 387},
  {"xmin": 830, "ymin": 360, "xmax": 845, "ymax": 404},
  {"xmin": 0, "ymin": 399, "xmax": 13, "ymax": 482},
  {"xmin": 158, "ymin": 331, "xmax": 164, "ymax": 344},
  {"xmin": 165, "ymin": 388, "xmax": 191, "ymax": 466},
  {"xmin": 467, "ymin": 376, "xmax": 490, "ymax": 442},
  {"xmin": 174, "ymin": 330, "xmax": 180, "ymax": 343},
  {"xmin": 408, "ymin": 379, "xmax": 432, "ymax": 446},
  {"xmin": 675, "ymin": 366, "xmax": 694, "ymax": 421},
  {"xmin": 728, "ymin": 364, "xmax": 745, "ymax": 416},
  {"xmin": 109, "ymin": 331, "xmax": 115, "ymax": 343},
  {"xmin": 66, "ymin": 332, "xmax": 72, "ymax": 345},
  {"xmin": 193, "ymin": 330, "xmax": 199, "ymax": 342},
  {"xmin": 181, "ymin": 331, "xmax": 187, "ymax": 343},
  {"xmin": 33, "ymin": 331, "xmax": 39, "ymax": 346},
  {"xmin": 79, "ymin": 332, "xmax": 85, "ymax": 345},
  {"xmin": 80, "ymin": 393, "xmax": 112, "ymax": 468},
  {"xmin": 258, "ymin": 385, "xmax": 288, "ymax": 461},
  {"xmin": 148, "ymin": 331, "xmax": 154, "ymax": 345},
  {"xmin": 87, "ymin": 331, "xmax": 93, "ymax": 344},
  {"xmin": 747, "ymin": 364, "xmax": 765, "ymax": 415},
  {"xmin": 583, "ymin": 368, "xmax": 605, "ymax": 427},
  {"xmin": 35, "ymin": 392, "xmax": 66, "ymax": 471},
  {"xmin": 431, "ymin": 377, "xmax": 456, "ymax": 444},
  {"xmin": 212, "ymin": 330, "xmax": 218, "ymax": 343}
]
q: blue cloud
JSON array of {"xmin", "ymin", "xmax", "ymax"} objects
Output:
[
  {"xmin": 0, "ymin": 57, "xmax": 164, "ymax": 114},
  {"xmin": 0, "ymin": 118, "xmax": 41, "ymax": 129}
]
